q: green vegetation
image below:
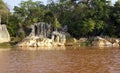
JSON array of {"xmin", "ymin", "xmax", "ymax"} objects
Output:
[
  {"xmin": 0, "ymin": 0, "xmax": 9, "ymax": 24},
  {"xmin": 0, "ymin": 42, "xmax": 12, "ymax": 48},
  {"xmin": 1, "ymin": 0, "xmax": 120, "ymax": 40}
]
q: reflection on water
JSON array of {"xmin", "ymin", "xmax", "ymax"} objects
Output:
[
  {"xmin": 0, "ymin": 47, "xmax": 120, "ymax": 73},
  {"xmin": 17, "ymin": 46, "xmax": 66, "ymax": 50}
]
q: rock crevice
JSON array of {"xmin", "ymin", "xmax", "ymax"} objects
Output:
[{"xmin": 17, "ymin": 22, "xmax": 67, "ymax": 47}]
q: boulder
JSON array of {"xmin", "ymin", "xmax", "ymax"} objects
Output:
[
  {"xmin": 79, "ymin": 38, "xmax": 87, "ymax": 42},
  {"xmin": 92, "ymin": 36, "xmax": 113, "ymax": 47},
  {"xmin": 0, "ymin": 24, "xmax": 10, "ymax": 43},
  {"xmin": 115, "ymin": 39, "xmax": 119, "ymax": 43},
  {"xmin": 113, "ymin": 43, "xmax": 119, "ymax": 47},
  {"xmin": 112, "ymin": 39, "xmax": 119, "ymax": 47},
  {"xmin": 72, "ymin": 38, "xmax": 77, "ymax": 43},
  {"xmin": 17, "ymin": 36, "xmax": 65, "ymax": 47},
  {"xmin": 37, "ymin": 42, "xmax": 44, "ymax": 47},
  {"xmin": 104, "ymin": 41, "xmax": 113, "ymax": 47}
]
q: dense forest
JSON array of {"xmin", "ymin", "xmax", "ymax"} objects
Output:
[{"xmin": 0, "ymin": 0, "xmax": 120, "ymax": 38}]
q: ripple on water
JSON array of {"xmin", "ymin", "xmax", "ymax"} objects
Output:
[{"xmin": 0, "ymin": 47, "xmax": 120, "ymax": 73}]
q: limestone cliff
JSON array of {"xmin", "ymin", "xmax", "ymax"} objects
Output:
[
  {"xmin": 17, "ymin": 22, "xmax": 67, "ymax": 47},
  {"xmin": 0, "ymin": 24, "xmax": 10, "ymax": 43}
]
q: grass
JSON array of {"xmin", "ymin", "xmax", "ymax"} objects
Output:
[
  {"xmin": 0, "ymin": 37, "xmax": 21, "ymax": 49},
  {"xmin": 0, "ymin": 42, "xmax": 12, "ymax": 48}
]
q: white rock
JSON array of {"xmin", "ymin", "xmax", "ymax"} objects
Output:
[
  {"xmin": 113, "ymin": 43, "xmax": 119, "ymax": 47},
  {"xmin": 92, "ymin": 37, "xmax": 113, "ymax": 47},
  {"xmin": 0, "ymin": 24, "xmax": 10, "ymax": 43}
]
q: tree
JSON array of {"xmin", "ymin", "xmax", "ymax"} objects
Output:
[
  {"xmin": 7, "ymin": 14, "xmax": 19, "ymax": 36},
  {"xmin": 0, "ymin": 0, "xmax": 9, "ymax": 24},
  {"xmin": 13, "ymin": 0, "xmax": 47, "ymax": 37},
  {"xmin": 14, "ymin": 0, "xmax": 46, "ymax": 26},
  {"xmin": 8, "ymin": 0, "xmax": 120, "ymax": 38},
  {"xmin": 110, "ymin": 0, "xmax": 120, "ymax": 37}
]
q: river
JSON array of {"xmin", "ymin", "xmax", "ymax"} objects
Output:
[{"xmin": 0, "ymin": 47, "xmax": 120, "ymax": 73}]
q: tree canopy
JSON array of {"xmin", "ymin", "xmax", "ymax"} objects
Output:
[
  {"xmin": 2, "ymin": 0, "xmax": 120, "ymax": 38},
  {"xmin": 0, "ymin": 0, "xmax": 9, "ymax": 24}
]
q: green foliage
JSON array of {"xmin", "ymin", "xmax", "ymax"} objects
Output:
[
  {"xmin": 19, "ymin": 31, "xmax": 25, "ymax": 39},
  {"xmin": 4, "ymin": 0, "xmax": 120, "ymax": 38},
  {"xmin": 95, "ymin": 20, "xmax": 104, "ymax": 30},
  {"xmin": 53, "ymin": 17, "xmax": 61, "ymax": 30},
  {"xmin": 0, "ymin": 42, "xmax": 12, "ymax": 48},
  {"xmin": 44, "ymin": 11, "xmax": 54, "ymax": 23},
  {"xmin": 83, "ymin": 19, "xmax": 95, "ymax": 32},
  {"xmin": 14, "ymin": 0, "xmax": 46, "ymax": 26},
  {"xmin": 110, "ymin": 0, "xmax": 120, "ymax": 37},
  {"xmin": 0, "ymin": 0, "xmax": 9, "ymax": 24},
  {"xmin": 7, "ymin": 14, "xmax": 19, "ymax": 36}
]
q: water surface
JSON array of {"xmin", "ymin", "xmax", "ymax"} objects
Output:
[{"xmin": 0, "ymin": 47, "xmax": 120, "ymax": 73}]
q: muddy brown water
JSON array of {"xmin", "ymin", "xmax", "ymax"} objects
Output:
[{"xmin": 0, "ymin": 47, "xmax": 120, "ymax": 73}]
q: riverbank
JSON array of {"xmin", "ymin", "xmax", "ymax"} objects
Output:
[
  {"xmin": 0, "ymin": 37, "xmax": 21, "ymax": 49},
  {"xmin": 0, "ymin": 36, "xmax": 120, "ymax": 49},
  {"xmin": 65, "ymin": 36, "xmax": 120, "ymax": 47}
]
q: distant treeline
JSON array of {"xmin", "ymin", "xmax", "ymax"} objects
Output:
[{"xmin": 0, "ymin": 0, "xmax": 120, "ymax": 38}]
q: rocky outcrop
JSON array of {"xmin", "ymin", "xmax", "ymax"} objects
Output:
[
  {"xmin": 112, "ymin": 39, "xmax": 119, "ymax": 47},
  {"xmin": 17, "ymin": 36, "xmax": 65, "ymax": 47},
  {"xmin": 0, "ymin": 24, "xmax": 10, "ymax": 43},
  {"xmin": 17, "ymin": 22, "xmax": 67, "ymax": 47},
  {"xmin": 92, "ymin": 36, "xmax": 119, "ymax": 47}
]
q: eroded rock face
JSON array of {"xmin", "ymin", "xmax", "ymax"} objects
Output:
[
  {"xmin": 17, "ymin": 22, "xmax": 67, "ymax": 47},
  {"xmin": 17, "ymin": 36, "xmax": 65, "ymax": 47},
  {"xmin": 0, "ymin": 24, "xmax": 10, "ymax": 43}
]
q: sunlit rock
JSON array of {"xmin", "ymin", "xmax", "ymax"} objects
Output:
[
  {"xmin": 79, "ymin": 38, "xmax": 87, "ymax": 42},
  {"xmin": 113, "ymin": 43, "xmax": 119, "ymax": 47},
  {"xmin": 92, "ymin": 36, "xmax": 113, "ymax": 47},
  {"xmin": 112, "ymin": 39, "xmax": 119, "ymax": 47},
  {"xmin": 0, "ymin": 24, "xmax": 10, "ymax": 43}
]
